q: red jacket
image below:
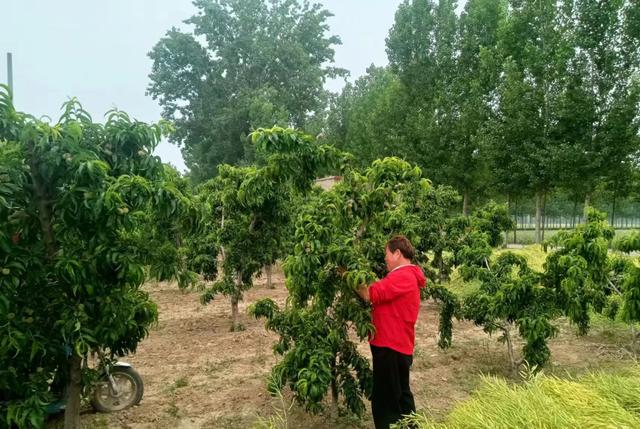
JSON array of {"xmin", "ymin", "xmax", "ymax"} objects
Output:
[{"xmin": 369, "ymin": 264, "xmax": 426, "ymax": 356}]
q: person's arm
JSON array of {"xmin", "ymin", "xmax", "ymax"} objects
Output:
[
  {"xmin": 356, "ymin": 278, "xmax": 391, "ymax": 304},
  {"xmin": 368, "ymin": 274, "xmax": 413, "ymax": 304},
  {"xmin": 357, "ymin": 285, "xmax": 370, "ymax": 302}
]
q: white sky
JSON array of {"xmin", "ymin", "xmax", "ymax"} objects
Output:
[{"xmin": 2, "ymin": 0, "xmax": 465, "ymax": 172}]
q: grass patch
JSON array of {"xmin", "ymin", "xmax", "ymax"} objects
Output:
[
  {"xmin": 174, "ymin": 376, "xmax": 189, "ymax": 389},
  {"xmin": 163, "ymin": 376, "xmax": 190, "ymax": 395},
  {"xmin": 445, "ymin": 269, "xmax": 480, "ymax": 297},
  {"xmin": 165, "ymin": 401, "xmax": 181, "ymax": 418},
  {"xmin": 508, "ymin": 228, "xmax": 638, "ymax": 246},
  {"xmin": 590, "ymin": 311, "xmax": 636, "ymax": 332},
  {"xmin": 495, "ymin": 244, "xmax": 547, "ymax": 271},
  {"xmin": 396, "ymin": 367, "xmax": 640, "ymax": 428},
  {"xmin": 445, "ymin": 245, "xmax": 546, "ymax": 297},
  {"xmin": 507, "ymin": 229, "xmax": 562, "ymax": 245}
]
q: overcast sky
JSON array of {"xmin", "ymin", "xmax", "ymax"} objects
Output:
[{"xmin": 1, "ymin": 0, "xmax": 427, "ymax": 172}]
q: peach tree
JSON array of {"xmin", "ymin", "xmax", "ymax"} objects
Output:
[
  {"xmin": 604, "ymin": 230, "xmax": 640, "ymax": 353},
  {"xmin": 612, "ymin": 230, "xmax": 640, "ymax": 321},
  {"xmin": 199, "ymin": 127, "xmax": 339, "ymax": 330},
  {"xmin": 543, "ymin": 209, "xmax": 614, "ymax": 335},
  {"xmin": 181, "ymin": 187, "xmax": 219, "ymax": 283},
  {"xmin": 542, "ymin": 210, "xmax": 640, "ymax": 354},
  {"xmin": 459, "ymin": 209, "xmax": 618, "ymax": 371},
  {"xmin": 250, "ymin": 157, "xmax": 460, "ymax": 416},
  {"xmin": 460, "ymin": 251, "xmax": 557, "ymax": 371},
  {"xmin": 0, "ymin": 86, "xmax": 192, "ymax": 429},
  {"xmin": 429, "ymin": 201, "xmax": 515, "ymax": 285}
]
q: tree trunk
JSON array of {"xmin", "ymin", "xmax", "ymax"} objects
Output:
[
  {"xmin": 28, "ymin": 158, "xmax": 57, "ymax": 259},
  {"xmin": 462, "ymin": 191, "xmax": 470, "ymax": 217},
  {"xmin": 433, "ymin": 249, "xmax": 447, "ymax": 283},
  {"xmin": 505, "ymin": 196, "xmax": 511, "ymax": 248},
  {"xmin": 439, "ymin": 258, "xmax": 448, "ymax": 283},
  {"xmin": 611, "ymin": 191, "xmax": 617, "ymax": 228},
  {"xmin": 502, "ymin": 323, "xmax": 520, "ymax": 374},
  {"xmin": 584, "ymin": 193, "xmax": 591, "ymax": 218},
  {"xmin": 572, "ymin": 199, "xmax": 578, "ymax": 228},
  {"xmin": 541, "ymin": 192, "xmax": 547, "ymax": 242},
  {"xmin": 330, "ymin": 379, "xmax": 338, "ymax": 405},
  {"xmin": 31, "ymin": 150, "xmax": 84, "ymax": 427},
  {"xmin": 513, "ymin": 200, "xmax": 517, "ymax": 244},
  {"xmin": 31, "ymin": 152, "xmax": 82, "ymax": 426},
  {"xmin": 231, "ymin": 293, "xmax": 239, "ymax": 331},
  {"xmin": 231, "ymin": 271, "xmax": 242, "ymax": 331},
  {"xmin": 63, "ymin": 354, "xmax": 83, "ymax": 429},
  {"xmin": 218, "ymin": 209, "xmax": 226, "ymax": 278},
  {"xmin": 266, "ymin": 264, "xmax": 273, "ymax": 289},
  {"xmin": 330, "ymin": 358, "xmax": 339, "ymax": 418},
  {"xmin": 535, "ymin": 192, "xmax": 543, "ymax": 244}
]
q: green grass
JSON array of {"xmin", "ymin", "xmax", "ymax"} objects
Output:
[
  {"xmin": 495, "ymin": 244, "xmax": 547, "ymax": 271},
  {"xmin": 164, "ymin": 376, "xmax": 190, "ymax": 395},
  {"xmin": 508, "ymin": 228, "xmax": 638, "ymax": 246},
  {"xmin": 395, "ymin": 367, "xmax": 640, "ymax": 429},
  {"xmin": 174, "ymin": 376, "xmax": 189, "ymax": 389},
  {"xmin": 445, "ymin": 269, "xmax": 480, "ymax": 297},
  {"xmin": 165, "ymin": 401, "xmax": 181, "ymax": 418},
  {"xmin": 445, "ymin": 244, "xmax": 547, "ymax": 297}
]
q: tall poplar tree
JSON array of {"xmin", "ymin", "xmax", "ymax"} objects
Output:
[
  {"xmin": 489, "ymin": 0, "xmax": 570, "ymax": 242},
  {"xmin": 450, "ymin": 0, "xmax": 507, "ymax": 214},
  {"xmin": 386, "ymin": 0, "xmax": 461, "ymax": 192}
]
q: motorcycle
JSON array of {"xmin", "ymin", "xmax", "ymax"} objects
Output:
[
  {"xmin": 90, "ymin": 359, "xmax": 144, "ymax": 413},
  {"xmin": 45, "ymin": 350, "xmax": 144, "ymax": 414}
]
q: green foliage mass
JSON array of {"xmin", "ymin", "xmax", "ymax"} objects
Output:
[
  {"xmin": 457, "ymin": 209, "xmax": 621, "ymax": 369},
  {"xmin": 326, "ymin": 0, "xmax": 640, "ymax": 229},
  {"xmin": 612, "ymin": 230, "xmax": 640, "ymax": 325},
  {"xmin": 543, "ymin": 209, "xmax": 615, "ymax": 334},
  {"xmin": 147, "ymin": 0, "xmax": 347, "ymax": 182},
  {"xmin": 462, "ymin": 253, "xmax": 557, "ymax": 369},
  {"xmin": 0, "ymin": 86, "xmax": 192, "ymax": 428},
  {"xmin": 250, "ymin": 157, "xmax": 490, "ymax": 416},
  {"xmin": 199, "ymin": 127, "xmax": 341, "ymax": 330}
]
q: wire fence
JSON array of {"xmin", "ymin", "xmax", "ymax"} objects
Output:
[{"xmin": 513, "ymin": 215, "xmax": 640, "ymax": 230}]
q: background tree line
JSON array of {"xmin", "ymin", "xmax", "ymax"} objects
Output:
[{"xmin": 149, "ymin": 0, "xmax": 640, "ymax": 243}]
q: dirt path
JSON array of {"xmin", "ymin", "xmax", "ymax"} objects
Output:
[{"xmin": 72, "ymin": 269, "xmax": 636, "ymax": 429}]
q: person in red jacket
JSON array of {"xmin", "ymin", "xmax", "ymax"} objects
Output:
[{"xmin": 357, "ymin": 235, "xmax": 426, "ymax": 429}]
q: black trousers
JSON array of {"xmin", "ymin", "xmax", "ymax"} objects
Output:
[{"xmin": 370, "ymin": 345, "xmax": 416, "ymax": 429}]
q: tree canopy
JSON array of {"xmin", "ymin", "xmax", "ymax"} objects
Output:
[
  {"xmin": 0, "ymin": 86, "xmax": 192, "ymax": 428},
  {"xmin": 148, "ymin": 0, "xmax": 347, "ymax": 183}
]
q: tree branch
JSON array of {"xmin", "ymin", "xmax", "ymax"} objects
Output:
[{"xmin": 607, "ymin": 279, "xmax": 623, "ymax": 296}]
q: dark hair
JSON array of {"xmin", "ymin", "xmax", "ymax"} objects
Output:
[{"xmin": 386, "ymin": 235, "xmax": 415, "ymax": 260}]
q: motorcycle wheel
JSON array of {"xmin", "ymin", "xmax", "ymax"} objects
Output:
[{"xmin": 91, "ymin": 366, "xmax": 144, "ymax": 413}]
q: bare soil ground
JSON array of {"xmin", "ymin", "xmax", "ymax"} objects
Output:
[{"xmin": 64, "ymin": 267, "xmax": 637, "ymax": 429}]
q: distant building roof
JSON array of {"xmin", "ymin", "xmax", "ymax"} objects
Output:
[{"xmin": 315, "ymin": 175, "xmax": 342, "ymax": 191}]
